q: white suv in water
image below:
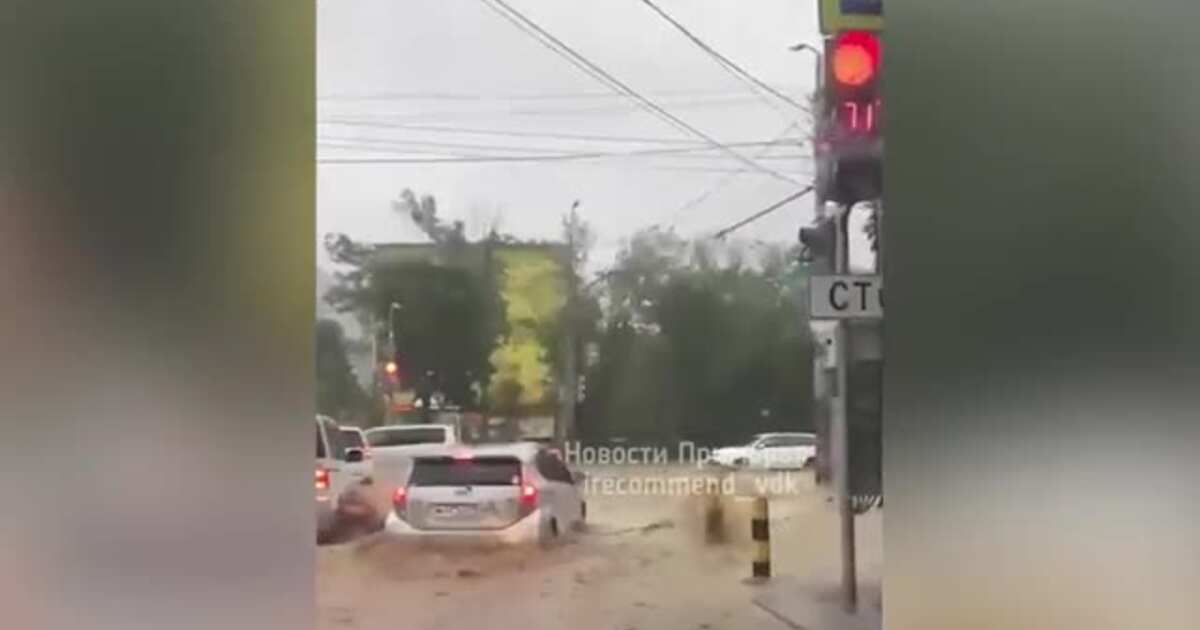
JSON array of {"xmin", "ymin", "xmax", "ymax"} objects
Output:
[
  {"xmin": 316, "ymin": 415, "xmax": 357, "ymax": 541},
  {"xmin": 707, "ymin": 432, "xmax": 817, "ymax": 470},
  {"xmin": 384, "ymin": 443, "xmax": 585, "ymax": 545}
]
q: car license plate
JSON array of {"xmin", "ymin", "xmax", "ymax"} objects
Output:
[{"xmin": 433, "ymin": 504, "xmax": 475, "ymax": 517}]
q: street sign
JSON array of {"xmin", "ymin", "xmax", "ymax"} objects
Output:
[
  {"xmin": 810, "ymin": 275, "xmax": 883, "ymax": 319},
  {"xmin": 820, "ymin": 0, "xmax": 884, "ymax": 35}
]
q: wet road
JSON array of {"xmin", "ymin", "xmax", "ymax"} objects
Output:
[{"xmin": 317, "ymin": 464, "xmax": 881, "ymax": 630}]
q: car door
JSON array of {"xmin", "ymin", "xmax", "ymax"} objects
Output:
[
  {"xmin": 750, "ymin": 436, "xmax": 780, "ymax": 469},
  {"xmin": 319, "ymin": 416, "xmax": 351, "ymax": 502},
  {"xmin": 338, "ymin": 428, "xmax": 371, "ymax": 483},
  {"xmin": 550, "ymin": 454, "xmax": 583, "ymax": 525},
  {"xmin": 534, "ymin": 450, "xmax": 580, "ymax": 526}
]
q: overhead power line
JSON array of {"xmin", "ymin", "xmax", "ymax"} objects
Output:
[
  {"xmin": 318, "ymin": 133, "xmax": 804, "ymax": 154},
  {"xmin": 317, "ymin": 86, "xmax": 806, "ymax": 102},
  {"xmin": 661, "ymin": 120, "xmax": 803, "ymax": 229},
  {"xmin": 320, "ymin": 94, "xmax": 777, "ymax": 121},
  {"xmin": 713, "ymin": 186, "xmax": 814, "ymax": 240},
  {"xmin": 319, "ymin": 119, "xmax": 794, "ymax": 147},
  {"xmin": 317, "ymin": 141, "xmax": 812, "ymax": 164},
  {"xmin": 637, "ymin": 0, "xmax": 808, "ymax": 114},
  {"xmin": 476, "ymin": 0, "xmax": 800, "ymax": 185}
]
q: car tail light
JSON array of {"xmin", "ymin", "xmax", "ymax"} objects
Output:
[
  {"xmin": 518, "ymin": 481, "xmax": 539, "ymax": 518},
  {"xmin": 392, "ymin": 486, "xmax": 408, "ymax": 519},
  {"xmin": 315, "ymin": 468, "xmax": 330, "ymax": 492}
]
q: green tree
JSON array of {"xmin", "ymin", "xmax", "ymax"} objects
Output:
[
  {"xmin": 316, "ymin": 318, "xmax": 366, "ymax": 421},
  {"xmin": 581, "ymin": 230, "xmax": 812, "ymax": 446}
]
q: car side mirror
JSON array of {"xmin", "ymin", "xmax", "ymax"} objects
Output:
[
  {"xmin": 344, "ymin": 448, "xmax": 365, "ymax": 463},
  {"xmin": 754, "ymin": 442, "xmax": 766, "ymax": 450}
]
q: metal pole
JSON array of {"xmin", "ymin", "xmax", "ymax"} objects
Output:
[
  {"xmin": 833, "ymin": 204, "xmax": 858, "ymax": 613},
  {"xmin": 388, "ymin": 302, "xmax": 401, "ymax": 352},
  {"xmin": 559, "ymin": 203, "xmax": 580, "ymax": 444},
  {"xmin": 370, "ymin": 318, "xmax": 379, "ymax": 422}
]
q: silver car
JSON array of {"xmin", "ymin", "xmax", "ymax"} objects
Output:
[{"xmin": 384, "ymin": 443, "xmax": 586, "ymax": 545}]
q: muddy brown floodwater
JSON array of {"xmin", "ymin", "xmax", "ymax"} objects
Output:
[{"xmin": 317, "ymin": 465, "xmax": 880, "ymax": 630}]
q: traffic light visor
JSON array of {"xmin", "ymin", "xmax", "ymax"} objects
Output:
[{"xmin": 832, "ymin": 31, "xmax": 881, "ymax": 87}]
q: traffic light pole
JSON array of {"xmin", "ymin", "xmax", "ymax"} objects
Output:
[{"xmin": 833, "ymin": 203, "xmax": 858, "ymax": 613}]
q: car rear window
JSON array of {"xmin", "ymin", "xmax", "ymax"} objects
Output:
[
  {"xmin": 316, "ymin": 424, "xmax": 326, "ymax": 458},
  {"xmin": 366, "ymin": 427, "xmax": 447, "ymax": 448},
  {"xmin": 339, "ymin": 429, "xmax": 365, "ymax": 449},
  {"xmin": 409, "ymin": 457, "xmax": 521, "ymax": 487}
]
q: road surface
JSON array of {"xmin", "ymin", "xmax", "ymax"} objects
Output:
[{"xmin": 318, "ymin": 464, "xmax": 881, "ymax": 630}]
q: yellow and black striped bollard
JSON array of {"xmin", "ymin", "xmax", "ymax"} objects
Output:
[{"xmin": 751, "ymin": 495, "xmax": 770, "ymax": 578}]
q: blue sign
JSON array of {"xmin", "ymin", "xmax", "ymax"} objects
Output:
[{"xmin": 841, "ymin": 0, "xmax": 882, "ymax": 16}]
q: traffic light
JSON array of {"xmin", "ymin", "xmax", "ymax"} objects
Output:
[
  {"xmin": 799, "ymin": 216, "xmax": 838, "ymax": 274},
  {"xmin": 822, "ymin": 29, "xmax": 883, "ymax": 205},
  {"xmin": 381, "ymin": 354, "xmax": 407, "ymax": 390}
]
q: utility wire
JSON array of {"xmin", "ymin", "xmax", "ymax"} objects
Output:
[
  {"xmin": 637, "ymin": 0, "xmax": 808, "ymax": 113},
  {"xmin": 318, "ymin": 86, "xmax": 806, "ymax": 102},
  {"xmin": 661, "ymin": 120, "xmax": 803, "ymax": 229},
  {"xmin": 319, "ymin": 119, "xmax": 792, "ymax": 146},
  {"xmin": 317, "ymin": 142, "xmax": 813, "ymax": 164},
  {"xmin": 318, "ymin": 135, "xmax": 805, "ymax": 156},
  {"xmin": 477, "ymin": 0, "xmax": 800, "ymax": 185},
  {"xmin": 321, "ymin": 94, "xmax": 770, "ymax": 121},
  {"xmin": 712, "ymin": 186, "xmax": 814, "ymax": 240}
]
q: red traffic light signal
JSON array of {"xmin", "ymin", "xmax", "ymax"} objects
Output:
[
  {"xmin": 820, "ymin": 30, "xmax": 883, "ymax": 205},
  {"xmin": 824, "ymin": 30, "xmax": 883, "ymax": 138},
  {"xmin": 831, "ymin": 31, "xmax": 881, "ymax": 88}
]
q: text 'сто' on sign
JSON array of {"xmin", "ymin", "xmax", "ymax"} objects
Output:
[{"xmin": 809, "ymin": 275, "xmax": 883, "ymax": 319}]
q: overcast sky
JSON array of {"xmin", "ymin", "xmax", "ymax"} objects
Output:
[{"xmin": 317, "ymin": 0, "xmax": 870, "ymax": 273}]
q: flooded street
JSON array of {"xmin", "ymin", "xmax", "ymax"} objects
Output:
[{"xmin": 318, "ymin": 465, "xmax": 880, "ymax": 630}]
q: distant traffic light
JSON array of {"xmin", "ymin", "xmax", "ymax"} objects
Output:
[{"xmin": 382, "ymin": 356, "xmax": 405, "ymax": 388}]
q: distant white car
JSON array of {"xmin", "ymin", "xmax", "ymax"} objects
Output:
[
  {"xmin": 707, "ymin": 432, "xmax": 817, "ymax": 470},
  {"xmin": 385, "ymin": 442, "xmax": 586, "ymax": 545},
  {"xmin": 365, "ymin": 423, "xmax": 458, "ymax": 453},
  {"xmin": 365, "ymin": 423, "xmax": 460, "ymax": 482}
]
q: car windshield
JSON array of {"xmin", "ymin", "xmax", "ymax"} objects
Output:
[{"xmin": 409, "ymin": 456, "xmax": 522, "ymax": 487}]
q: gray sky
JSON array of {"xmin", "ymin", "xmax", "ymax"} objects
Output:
[{"xmin": 317, "ymin": 0, "xmax": 871, "ymax": 273}]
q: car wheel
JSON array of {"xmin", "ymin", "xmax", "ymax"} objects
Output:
[{"xmin": 733, "ymin": 457, "xmax": 748, "ymax": 467}]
